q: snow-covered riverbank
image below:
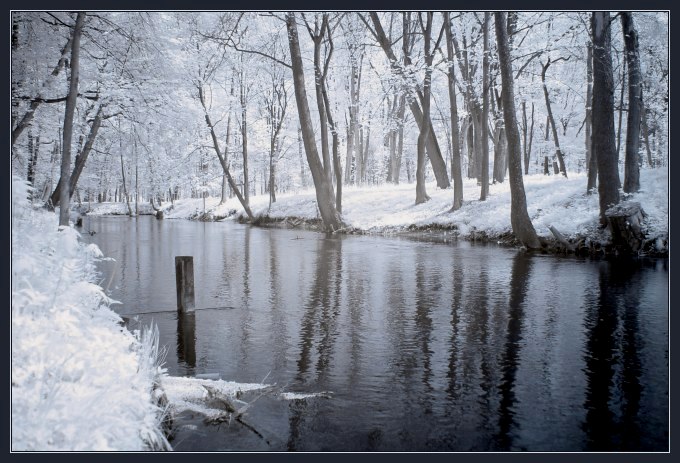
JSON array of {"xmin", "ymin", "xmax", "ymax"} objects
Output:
[
  {"xmin": 85, "ymin": 167, "xmax": 669, "ymax": 255},
  {"xmin": 11, "ymin": 177, "xmax": 169, "ymax": 451}
]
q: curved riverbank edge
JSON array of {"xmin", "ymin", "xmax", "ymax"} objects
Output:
[
  {"xmin": 80, "ymin": 169, "xmax": 668, "ymax": 258},
  {"xmin": 237, "ymin": 213, "xmax": 668, "ymax": 258}
]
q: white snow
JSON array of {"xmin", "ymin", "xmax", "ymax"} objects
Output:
[
  {"xmin": 161, "ymin": 376, "xmax": 269, "ymax": 419},
  {"xmin": 114, "ymin": 166, "xmax": 668, "ymax": 250},
  {"xmin": 11, "ymin": 177, "xmax": 169, "ymax": 451}
]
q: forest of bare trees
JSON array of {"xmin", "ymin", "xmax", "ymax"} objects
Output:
[{"xmin": 11, "ymin": 11, "xmax": 668, "ymax": 240}]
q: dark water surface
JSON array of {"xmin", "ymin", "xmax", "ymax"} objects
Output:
[{"xmin": 83, "ymin": 216, "xmax": 668, "ymax": 452}]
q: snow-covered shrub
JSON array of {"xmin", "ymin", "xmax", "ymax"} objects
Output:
[{"xmin": 11, "ymin": 175, "xmax": 169, "ymax": 451}]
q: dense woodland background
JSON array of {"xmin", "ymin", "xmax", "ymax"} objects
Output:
[{"xmin": 10, "ymin": 12, "xmax": 669, "ymax": 242}]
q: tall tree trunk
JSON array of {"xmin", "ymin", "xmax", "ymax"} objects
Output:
[
  {"xmin": 494, "ymin": 12, "xmax": 541, "ymax": 249},
  {"xmin": 493, "ymin": 126, "xmax": 508, "ymax": 183},
  {"xmin": 586, "ymin": 41, "xmax": 597, "ymax": 192},
  {"xmin": 395, "ymin": 95, "xmax": 405, "ymax": 184},
  {"xmin": 219, "ymin": 115, "xmax": 232, "ymax": 205},
  {"xmin": 521, "ymin": 101, "xmax": 535, "ymax": 175},
  {"xmin": 592, "ymin": 12, "xmax": 620, "ymax": 225},
  {"xmin": 480, "ymin": 13, "xmax": 490, "ymax": 201},
  {"xmin": 444, "ymin": 12, "xmax": 463, "ymax": 211},
  {"xmin": 621, "ymin": 12, "xmax": 641, "ymax": 193},
  {"xmin": 298, "ymin": 125, "xmax": 307, "ymax": 188},
  {"xmin": 616, "ymin": 57, "xmax": 626, "ymax": 157},
  {"xmin": 119, "ymin": 125, "xmax": 133, "ymax": 217},
  {"xmin": 344, "ymin": 47, "xmax": 362, "ymax": 185},
  {"xmin": 640, "ymin": 98, "xmax": 654, "ymax": 167},
  {"xmin": 240, "ymin": 69, "xmax": 250, "ymax": 206},
  {"xmin": 286, "ymin": 13, "xmax": 343, "ymax": 232},
  {"xmin": 541, "ymin": 59, "xmax": 568, "ymax": 178},
  {"xmin": 415, "ymin": 12, "xmax": 435, "ymax": 205},
  {"xmin": 367, "ymin": 12, "xmax": 450, "ymax": 189},
  {"xmin": 58, "ymin": 12, "xmax": 85, "ymax": 226},
  {"xmin": 309, "ymin": 15, "xmax": 333, "ymax": 186},
  {"xmin": 322, "ymin": 87, "xmax": 342, "ymax": 213}
]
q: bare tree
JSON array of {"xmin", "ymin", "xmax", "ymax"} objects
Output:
[
  {"xmin": 592, "ymin": 12, "xmax": 620, "ymax": 225},
  {"xmin": 286, "ymin": 13, "xmax": 343, "ymax": 231},
  {"xmin": 58, "ymin": 12, "xmax": 85, "ymax": 226},
  {"xmin": 414, "ymin": 12, "xmax": 443, "ymax": 204},
  {"xmin": 480, "ymin": 12, "xmax": 490, "ymax": 201},
  {"xmin": 494, "ymin": 12, "xmax": 541, "ymax": 249},
  {"xmin": 443, "ymin": 12, "xmax": 464, "ymax": 211},
  {"xmin": 586, "ymin": 40, "xmax": 597, "ymax": 193},
  {"xmin": 621, "ymin": 12, "xmax": 642, "ymax": 193},
  {"xmin": 363, "ymin": 12, "xmax": 451, "ymax": 189}
]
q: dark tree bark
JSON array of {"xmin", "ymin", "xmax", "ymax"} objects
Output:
[
  {"xmin": 444, "ymin": 11, "xmax": 464, "ymax": 211},
  {"xmin": 616, "ymin": 57, "xmax": 627, "ymax": 157},
  {"xmin": 521, "ymin": 101, "xmax": 535, "ymax": 175},
  {"xmin": 286, "ymin": 13, "xmax": 343, "ymax": 232},
  {"xmin": 219, "ymin": 115, "xmax": 233, "ymax": 205},
  {"xmin": 592, "ymin": 12, "xmax": 620, "ymax": 225},
  {"xmin": 640, "ymin": 98, "xmax": 654, "ymax": 167},
  {"xmin": 58, "ymin": 12, "xmax": 85, "ymax": 226},
  {"xmin": 303, "ymin": 13, "xmax": 334, "ymax": 187},
  {"xmin": 344, "ymin": 49, "xmax": 362, "ymax": 185},
  {"xmin": 480, "ymin": 12, "xmax": 490, "ymax": 201},
  {"xmin": 415, "ymin": 12, "xmax": 437, "ymax": 205},
  {"xmin": 320, "ymin": 24, "xmax": 343, "ymax": 213},
  {"xmin": 586, "ymin": 41, "xmax": 597, "ymax": 193},
  {"xmin": 494, "ymin": 12, "xmax": 541, "ymax": 249},
  {"xmin": 366, "ymin": 12, "xmax": 450, "ymax": 189},
  {"xmin": 239, "ymin": 65, "xmax": 250, "ymax": 206},
  {"xmin": 621, "ymin": 12, "xmax": 642, "ymax": 193},
  {"xmin": 118, "ymin": 123, "xmax": 133, "ymax": 217},
  {"xmin": 493, "ymin": 125, "xmax": 508, "ymax": 183},
  {"xmin": 541, "ymin": 58, "xmax": 569, "ymax": 178}
]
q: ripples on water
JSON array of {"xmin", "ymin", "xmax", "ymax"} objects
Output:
[{"xmin": 84, "ymin": 216, "xmax": 669, "ymax": 451}]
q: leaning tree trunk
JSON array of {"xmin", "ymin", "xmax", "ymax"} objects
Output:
[
  {"xmin": 58, "ymin": 12, "xmax": 85, "ymax": 227},
  {"xmin": 286, "ymin": 13, "xmax": 343, "ymax": 232},
  {"xmin": 494, "ymin": 12, "xmax": 541, "ymax": 249},
  {"xmin": 541, "ymin": 59, "xmax": 568, "ymax": 178},
  {"xmin": 199, "ymin": 85, "xmax": 253, "ymax": 219},
  {"xmin": 367, "ymin": 12, "xmax": 450, "ymax": 189},
  {"xmin": 621, "ymin": 12, "xmax": 642, "ymax": 193},
  {"xmin": 51, "ymin": 104, "xmax": 104, "ymax": 207},
  {"xmin": 592, "ymin": 12, "xmax": 620, "ymax": 225}
]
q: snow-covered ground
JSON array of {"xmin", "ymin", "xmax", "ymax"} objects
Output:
[
  {"xmin": 11, "ymin": 177, "xmax": 169, "ymax": 451},
  {"xmin": 126, "ymin": 166, "xmax": 667, "ymax": 252}
]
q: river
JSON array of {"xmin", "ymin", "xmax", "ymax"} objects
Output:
[{"xmin": 83, "ymin": 216, "xmax": 668, "ymax": 452}]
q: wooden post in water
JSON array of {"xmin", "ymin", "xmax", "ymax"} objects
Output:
[{"xmin": 175, "ymin": 256, "xmax": 195, "ymax": 313}]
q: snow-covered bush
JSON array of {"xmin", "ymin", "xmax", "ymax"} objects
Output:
[{"xmin": 11, "ymin": 176, "xmax": 169, "ymax": 451}]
